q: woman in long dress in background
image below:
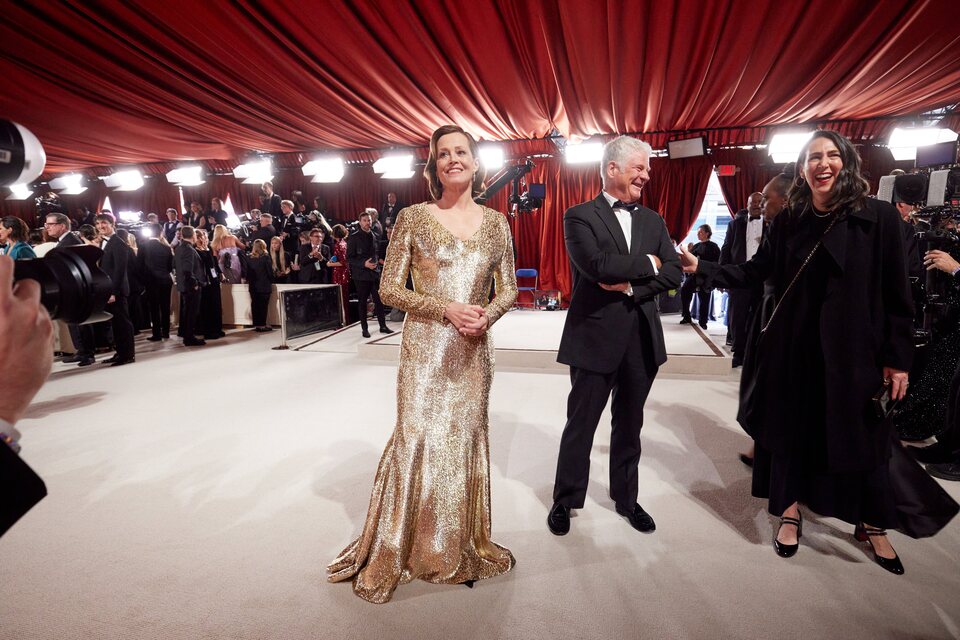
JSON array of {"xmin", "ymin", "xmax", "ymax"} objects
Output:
[{"xmin": 327, "ymin": 124, "xmax": 518, "ymax": 603}]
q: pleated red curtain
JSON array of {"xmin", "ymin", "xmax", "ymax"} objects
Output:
[
  {"xmin": 713, "ymin": 148, "xmax": 783, "ymax": 216},
  {"xmin": 642, "ymin": 156, "xmax": 714, "ymax": 242}
]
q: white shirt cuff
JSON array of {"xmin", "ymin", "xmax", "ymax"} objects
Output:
[
  {"xmin": 0, "ymin": 417, "xmax": 21, "ymax": 447},
  {"xmin": 647, "ymin": 255, "xmax": 660, "ymax": 275}
]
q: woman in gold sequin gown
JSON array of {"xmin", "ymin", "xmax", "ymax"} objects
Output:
[{"xmin": 327, "ymin": 125, "xmax": 518, "ymax": 603}]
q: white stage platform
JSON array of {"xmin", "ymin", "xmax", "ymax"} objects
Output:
[{"xmin": 299, "ymin": 309, "xmax": 732, "ymax": 376}]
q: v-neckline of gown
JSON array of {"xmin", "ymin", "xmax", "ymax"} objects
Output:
[{"xmin": 424, "ymin": 204, "xmax": 487, "ymax": 244}]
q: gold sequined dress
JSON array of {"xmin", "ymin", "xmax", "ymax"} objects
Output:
[{"xmin": 327, "ymin": 203, "xmax": 518, "ymax": 603}]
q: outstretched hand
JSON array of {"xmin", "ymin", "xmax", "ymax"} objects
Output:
[{"xmin": 679, "ymin": 244, "xmax": 698, "ymax": 273}]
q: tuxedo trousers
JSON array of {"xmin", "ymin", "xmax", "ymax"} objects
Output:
[
  {"xmin": 554, "ymin": 312, "xmax": 658, "ymax": 509},
  {"xmin": 180, "ymin": 288, "xmax": 201, "ymax": 339},
  {"xmin": 107, "ymin": 296, "xmax": 135, "ymax": 359},
  {"xmin": 355, "ymin": 279, "xmax": 386, "ymax": 331},
  {"xmin": 145, "ymin": 275, "xmax": 172, "ymax": 338}
]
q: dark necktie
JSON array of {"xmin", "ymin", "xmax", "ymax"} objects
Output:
[{"xmin": 613, "ymin": 200, "xmax": 640, "ymax": 213}]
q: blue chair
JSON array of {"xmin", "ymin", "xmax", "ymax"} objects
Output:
[{"xmin": 515, "ymin": 268, "xmax": 538, "ymax": 308}]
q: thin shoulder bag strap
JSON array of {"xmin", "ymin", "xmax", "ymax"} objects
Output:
[{"xmin": 760, "ymin": 212, "xmax": 840, "ymax": 335}]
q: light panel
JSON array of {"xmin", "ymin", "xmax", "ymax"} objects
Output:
[
  {"xmin": 303, "ymin": 157, "xmax": 345, "ymax": 183},
  {"xmin": 373, "ymin": 154, "xmax": 413, "ymax": 174},
  {"xmin": 381, "ymin": 170, "xmax": 416, "ymax": 180},
  {"xmin": 102, "ymin": 170, "xmax": 144, "ymax": 191},
  {"xmin": 48, "ymin": 173, "xmax": 87, "ymax": 194},
  {"xmin": 565, "ymin": 142, "xmax": 604, "ymax": 164},
  {"xmin": 166, "ymin": 165, "xmax": 205, "ymax": 186},
  {"xmin": 768, "ymin": 131, "xmax": 814, "ymax": 164},
  {"xmin": 479, "ymin": 145, "xmax": 504, "ymax": 170},
  {"xmin": 6, "ymin": 184, "xmax": 33, "ymax": 200},
  {"xmin": 233, "ymin": 159, "xmax": 273, "ymax": 184}
]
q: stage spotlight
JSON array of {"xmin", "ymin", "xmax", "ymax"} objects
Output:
[
  {"xmin": 102, "ymin": 170, "xmax": 144, "ymax": 191},
  {"xmin": 6, "ymin": 183, "xmax": 33, "ymax": 200},
  {"xmin": 303, "ymin": 157, "xmax": 344, "ymax": 183},
  {"xmin": 565, "ymin": 141, "xmax": 603, "ymax": 164},
  {"xmin": 479, "ymin": 145, "xmax": 504, "ymax": 170},
  {"xmin": 166, "ymin": 165, "xmax": 205, "ymax": 186},
  {"xmin": 888, "ymin": 127, "xmax": 958, "ymax": 162},
  {"xmin": 233, "ymin": 159, "xmax": 273, "ymax": 184},
  {"xmin": 0, "ymin": 120, "xmax": 46, "ymax": 188},
  {"xmin": 48, "ymin": 173, "xmax": 87, "ymax": 194},
  {"xmin": 768, "ymin": 131, "xmax": 814, "ymax": 164},
  {"xmin": 373, "ymin": 154, "xmax": 413, "ymax": 175},
  {"xmin": 117, "ymin": 210, "xmax": 141, "ymax": 223}
]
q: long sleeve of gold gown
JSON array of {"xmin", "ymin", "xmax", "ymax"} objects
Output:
[{"xmin": 327, "ymin": 203, "xmax": 517, "ymax": 604}]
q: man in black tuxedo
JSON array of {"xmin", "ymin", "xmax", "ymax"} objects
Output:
[
  {"xmin": 260, "ymin": 181, "xmax": 283, "ymax": 219},
  {"xmin": 95, "ymin": 213, "xmax": 136, "ymax": 366},
  {"xmin": 298, "ymin": 227, "xmax": 330, "ymax": 284},
  {"xmin": 347, "ymin": 211, "xmax": 392, "ymax": 338},
  {"xmin": 381, "ymin": 192, "xmax": 403, "ymax": 228},
  {"xmin": 206, "ymin": 197, "xmax": 229, "ymax": 231},
  {"xmin": 138, "ymin": 223, "xmax": 174, "ymax": 341},
  {"xmin": 679, "ymin": 224, "xmax": 721, "ymax": 329},
  {"xmin": 549, "ymin": 136, "xmax": 682, "ymax": 536},
  {"xmin": 720, "ymin": 191, "xmax": 763, "ymax": 367},
  {"xmin": 162, "ymin": 208, "xmax": 182, "ymax": 245},
  {"xmin": 174, "ymin": 226, "xmax": 208, "ymax": 346},
  {"xmin": 251, "ymin": 213, "xmax": 278, "ymax": 246},
  {"xmin": 43, "ymin": 213, "xmax": 95, "ymax": 366}
]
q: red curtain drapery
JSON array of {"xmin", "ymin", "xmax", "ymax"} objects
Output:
[
  {"xmin": 643, "ymin": 156, "xmax": 715, "ymax": 243},
  {"xmin": 713, "ymin": 148, "xmax": 783, "ymax": 217}
]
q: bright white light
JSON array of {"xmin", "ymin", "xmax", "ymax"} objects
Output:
[
  {"xmin": 48, "ymin": 173, "xmax": 87, "ymax": 194},
  {"xmin": 225, "ymin": 213, "xmax": 243, "ymax": 229},
  {"xmin": 303, "ymin": 157, "xmax": 345, "ymax": 183},
  {"xmin": 118, "ymin": 210, "xmax": 141, "ymax": 223},
  {"xmin": 6, "ymin": 184, "xmax": 33, "ymax": 200},
  {"xmin": 887, "ymin": 127, "xmax": 958, "ymax": 163},
  {"xmin": 140, "ymin": 227, "xmax": 155, "ymax": 238},
  {"xmin": 233, "ymin": 159, "xmax": 273, "ymax": 184},
  {"xmin": 565, "ymin": 142, "xmax": 604, "ymax": 164},
  {"xmin": 381, "ymin": 170, "xmax": 416, "ymax": 179},
  {"xmin": 768, "ymin": 132, "xmax": 814, "ymax": 164},
  {"xmin": 222, "ymin": 194, "xmax": 237, "ymax": 217},
  {"xmin": 373, "ymin": 154, "xmax": 413, "ymax": 174},
  {"xmin": 103, "ymin": 170, "xmax": 144, "ymax": 191},
  {"xmin": 479, "ymin": 145, "xmax": 504, "ymax": 170},
  {"xmin": 166, "ymin": 165, "xmax": 205, "ymax": 186}
]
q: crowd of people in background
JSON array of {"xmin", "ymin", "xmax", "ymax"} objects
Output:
[{"xmin": 0, "ymin": 182, "xmax": 403, "ymax": 363}]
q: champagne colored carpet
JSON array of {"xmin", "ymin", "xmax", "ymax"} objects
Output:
[{"xmin": 2, "ymin": 326, "xmax": 959, "ymax": 640}]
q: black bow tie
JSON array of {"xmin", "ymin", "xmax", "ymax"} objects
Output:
[{"xmin": 613, "ymin": 200, "xmax": 640, "ymax": 213}]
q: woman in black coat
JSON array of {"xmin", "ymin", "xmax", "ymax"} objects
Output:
[
  {"xmin": 240, "ymin": 239, "xmax": 274, "ymax": 332},
  {"xmin": 195, "ymin": 232, "xmax": 225, "ymax": 339},
  {"xmin": 681, "ymin": 130, "xmax": 956, "ymax": 574}
]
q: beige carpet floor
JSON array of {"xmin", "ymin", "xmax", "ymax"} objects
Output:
[{"xmin": 2, "ymin": 323, "xmax": 959, "ymax": 640}]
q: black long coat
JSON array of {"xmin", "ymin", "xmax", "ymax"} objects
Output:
[{"xmin": 699, "ymin": 197, "xmax": 914, "ymax": 473}]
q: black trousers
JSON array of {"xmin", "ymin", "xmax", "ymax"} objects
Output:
[
  {"xmin": 355, "ymin": 279, "xmax": 386, "ymax": 331},
  {"xmin": 180, "ymin": 288, "xmax": 201, "ymax": 340},
  {"xmin": 553, "ymin": 313, "xmax": 658, "ymax": 509},
  {"xmin": 200, "ymin": 283, "xmax": 223, "ymax": 337},
  {"xmin": 251, "ymin": 291, "xmax": 271, "ymax": 327},
  {"xmin": 728, "ymin": 288, "xmax": 760, "ymax": 363},
  {"xmin": 107, "ymin": 295, "xmax": 135, "ymax": 359},
  {"xmin": 67, "ymin": 322, "xmax": 94, "ymax": 357},
  {"xmin": 145, "ymin": 275, "xmax": 172, "ymax": 338},
  {"xmin": 680, "ymin": 275, "xmax": 711, "ymax": 326}
]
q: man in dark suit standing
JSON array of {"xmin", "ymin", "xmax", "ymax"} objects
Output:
[
  {"xmin": 95, "ymin": 213, "xmax": 136, "ymax": 366},
  {"xmin": 549, "ymin": 136, "xmax": 682, "ymax": 536},
  {"xmin": 43, "ymin": 213, "xmax": 96, "ymax": 366},
  {"xmin": 251, "ymin": 212, "xmax": 278, "ymax": 246},
  {"xmin": 162, "ymin": 208, "xmax": 182, "ymax": 245},
  {"xmin": 206, "ymin": 197, "xmax": 229, "ymax": 231},
  {"xmin": 138, "ymin": 223, "xmax": 174, "ymax": 341},
  {"xmin": 260, "ymin": 181, "xmax": 283, "ymax": 219},
  {"xmin": 347, "ymin": 211, "xmax": 392, "ymax": 338},
  {"xmin": 298, "ymin": 227, "xmax": 330, "ymax": 284},
  {"xmin": 720, "ymin": 192, "xmax": 763, "ymax": 367},
  {"xmin": 679, "ymin": 224, "xmax": 721, "ymax": 329},
  {"xmin": 174, "ymin": 226, "xmax": 208, "ymax": 346},
  {"xmin": 381, "ymin": 192, "xmax": 403, "ymax": 228}
]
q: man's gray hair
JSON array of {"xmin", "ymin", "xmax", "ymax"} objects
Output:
[{"xmin": 601, "ymin": 136, "xmax": 653, "ymax": 172}]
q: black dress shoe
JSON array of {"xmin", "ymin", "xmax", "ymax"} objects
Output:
[
  {"xmin": 362, "ymin": 330, "xmax": 371, "ymax": 338},
  {"xmin": 699, "ymin": 322, "xmax": 708, "ymax": 329},
  {"xmin": 773, "ymin": 513, "xmax": 802, "ymax": 558},
  {"xmin": 183, "ymin": 338, "xmax": 206, "ymax": 346},
  {"xmin": 61, "ymin": 353, "xmax": 81, "ymax": 363},
  {"xmin": 679, "ymin": 317, "xmax": 692, "ymax": 325},
  {"xmin": 379, "ymin": 326, "xmax": 394, "ymax": 334},
  {"xmin": 77, "ymin": 357, "xmax": 96, "ymax": 367},
  {"xmin": 854, "ymin": 525, "xmax": 905, "ymax": 575},
  {"xmin": 146, "ymin": 336, "xmax": 163, "ymax": 342},
  {"xmin": 110, "ymin": 357, "xmax": 135, "ymax": 367},
  {"xmin": 547, "ymin": 502, "xmax": 570, "ymax": 536},
  {"xmin": 615, "ymin": 502, "xmax": 656, "ymax": 532},
  {"xmin": 102, "ymin": 355, "xmax": 119, "ymax": 364},
  {"xmin": 739, "ymin": 453, "xmax": 754, "ymax": 468},
  {"xmin": 926, "ymin": 462, "xmax": 960, "ymax": 482}
]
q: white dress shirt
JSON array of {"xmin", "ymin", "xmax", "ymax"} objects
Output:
[
  {"xmin": 745, "ymin": 216, "xmax": 763, "ymax": 260},
  {"xmin": 601, "ymin": 192, "xmax": 660, "ymax": 288}
]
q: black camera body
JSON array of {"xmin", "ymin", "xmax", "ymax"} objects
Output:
[{"xmin": 12, "ymin": 245, "xmax": 113, "ymax": 324}]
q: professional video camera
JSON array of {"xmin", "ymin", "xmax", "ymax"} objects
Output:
[{"xmin": 476, "ymin": 159, "xmax": 545, "ymax": 216}]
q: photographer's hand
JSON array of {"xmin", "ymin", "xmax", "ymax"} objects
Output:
[
  {"xmin": 0, "ymin": 257, "xmax": 54, "ymax": 426},
  {"xmin": 925, "ymin": 250, "xmax": 960, "ymax": 275}
]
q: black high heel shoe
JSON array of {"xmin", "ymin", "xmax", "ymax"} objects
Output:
[
  {"xmin": 854, "ymin": 525, "xmax": 905, "ymax": 575},
  {"xmin": 773, "ymin": 512, "xmax": 802, "ymax": 558}
]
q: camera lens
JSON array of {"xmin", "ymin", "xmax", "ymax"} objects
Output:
[{"xmin": 13, "ymin": 245, "xmax": 113, "ymax": 323}]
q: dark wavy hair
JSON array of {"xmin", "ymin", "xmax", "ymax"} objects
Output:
[
  {"xmin": 1, "ymin": 216, "xmax": 29, "ymax": 242},
  {"xmin": 423, "ymin": 125, "xmax": 485, "ymax": 200},
  {"xmin": 787, "ymin": 130, "xmax": 869, "ymax": 213}
]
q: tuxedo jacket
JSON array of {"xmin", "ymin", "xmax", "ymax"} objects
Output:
[
  {"xmin": 138, "ymin": 238, "xmax": 174, "ymax": 280},
  {"xmin": 174, "ymin": 243, "xmax": 207, "ymax": 293},
  {"xmin": 56, "ymin": 232, "xmax": 83, "ymax": 248},
  {"xmin": 557, "ymin": 194, "xmax": 682, "ymax": 373},
  {"xmin": 298, "ymin": 243, "xmax": 330, "ymax": 284},
  {"xmin": 99, "ymin": 235, "xmax": 130, "ymax": 297},
  {"xmin": 720, "ymin": 212, "xmax": 766, "ymax": 265},
  {"xmin": 346, "ymin": 230, "xmax": 380, "ymax": 282}
]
